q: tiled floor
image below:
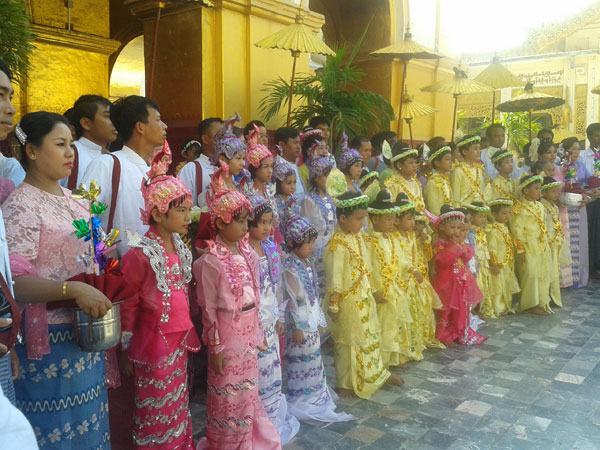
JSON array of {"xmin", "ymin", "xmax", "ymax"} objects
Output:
[{"xmin": 191, "ymin": 282, "xmax": 600, "ymax": 449}]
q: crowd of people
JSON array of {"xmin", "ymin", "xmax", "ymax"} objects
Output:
[{"xmin": 1, "ymin": 56, "xmax": 599, "ymax": 450}]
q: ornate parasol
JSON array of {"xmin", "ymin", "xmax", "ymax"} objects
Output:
[
  {"xmin": 497, "ymin": 82, "xmax": 565, "ymax": 141},
  {"xmin": 421, "ymin": 67, "xmax": 493, "ymax": 142},
  {"xmin": 371, "ymin": 26, "xmax": 442, "ymax": 138},
  {"xmin": 401, "ymin": 88, "xmax": 438, "ymax": 147},
  {"xmin": 255, "ymin": 5, "xmax": 335, "ymax": 126},
  {"xmin": 474, "ymin": 57, "xmax": 523, "ymax": 122}
]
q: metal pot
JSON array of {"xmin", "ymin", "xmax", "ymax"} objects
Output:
[{"xmin": 74, "ymin": 304, "xmax": 121, "ymax": 352}]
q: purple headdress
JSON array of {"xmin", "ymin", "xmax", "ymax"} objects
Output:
[
  {"xmin": 308, "ymin": 155, "xmax": 334, "ymax": 179},
  {"xmin": 272, "ymin": 160, "xmax": 296, "ymax": 182},
  {"xmin": 338, "ymin": 149, "xmax": 363, "ymax": 171},
  {"xmin": 283, "ymin": 213, "xmax": 318, "ymax": 247},
  {"xmin": 245, "ymin": 193, "xmax": 273, "ymax": 221},
  {"xmin": 214, "ymin": 113, "xmax": 246, "ymax": 160}
]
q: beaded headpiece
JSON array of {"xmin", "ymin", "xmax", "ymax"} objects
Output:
[
  {"xmin": 14, "ymin": 123, "xmax": 27, "ymax": 145},
  {"xmin": 437, "ymin": 209, "xmax": 465, "ymax": 226},
  {"xmin": 519, "ymin": 174, "xmax": 543, "ymax": 191},
  {"xmin": 382, "ymin": 140, "xmax": 418, "ymax": 164},
  {"xmin": 542, "ymin": 180, "xmax": 563, "ymax": 191},
  {"xmin": 359, "ymin": 169, "xmax": 380, "ymax": 203},
  {"xmin": 359, "ymin": 169, "xmax": 378, "ymax": 188},
  {"xmin": 338, "ymin": 149, "xmax": 363, "ymax": 171},
  {"xmin": 140, "ymin": 140, "xmax": 192, "ymax": 225},
  {"xmin": 246, "ymin": 123, "xmax": 273, "ymax": 169},
  {"xmin": 306, "ymin": 139, "xmax": 325, "ymax": 161},
  {"xmin": 325, "ymin": 167, "xmax": 370, "ymax": 209},
  {"xmin": 214, "ymin": 113, "xmax": 246, "ymax": 161},
  {"xmin": 301, "ymin": 127, "xmax": 323, "ymax": 142},
  {"xmin": 208, "ymin": 188, "xmax": 251, "ymax": 229},
  {"xmin": 272, "ymin": 160, "xmax": 296, "ymax": 182},
  {"xmin": 464, "ymin": 203, "xmax": 491, "ymax": 214},
  {"xmin": 491, "ymin": 148, "xmax": 513, "ymax": 164},
  {"xmin": 283, "ymin": 212, "xmax": 318, "ymax": 246},
  {"xmin": 368, "ymin": 190, "xmax": 400, "ymax": 215},
  {"xmin": 182, "ymin": 139, "xmax": 201, "ymax": 155},
  {"xmin": 308, "ymin": 155, "xmax": 334, "ymax": 178},
  {"xmin": 488, "ymin": 198, "xmax": 514, "ymax": 208},
  {"xmin": 427, "ymin": 145, "xmax": 451, "ymax": 164},
  {"xmin": 245, "ymin": 193, "xmax": 272, "ymax": 221},
  {"xmin": 457, "ymin": 135, "xmax": 481, "ymax": 148},
  {"xmin": 395, "ymin": 194, "xmax": 417, "ymax": 215},
  {"xmin": 415, "ymin": 213, "xmax": 429, "ymax": 223}
]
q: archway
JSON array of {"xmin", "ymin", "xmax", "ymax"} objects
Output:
[{"xmin": 109, "ymin": 36, "xmax": 145, "ymax": 101}]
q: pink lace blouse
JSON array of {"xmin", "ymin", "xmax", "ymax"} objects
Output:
[{"xmin": 2, "ymin": 183, "xmax": 91, "ymax": 359}]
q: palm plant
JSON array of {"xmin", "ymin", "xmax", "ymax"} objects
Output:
[
  {"xmin": 502, "ymin": 111, "xmax": 541, "ymax": 153},
  {"xmin": 0, "ymin": 0, "xmax": 35, "ymax": 83},
  {"xmin": 259, "ymin": 25, "xmax": 395, "ymax": 153}
]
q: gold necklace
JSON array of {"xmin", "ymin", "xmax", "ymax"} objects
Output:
[
  {"xmin": 459, "ymin": 163, "xmax": 484, "ymax": 199},
  {"xmin": 388, "ymin": 173, "xmax": 424, "ymax": 210},
  {"xmin": 432, "ymin": 173, "xmax": 451, "ymax": 205},
  {"xmin": 519, "ymin": 200, "xmax": 549, "ymax": 245},
  {"xmin": 491, "ymin": 177, "xmax": 515, "ymax": 201}
]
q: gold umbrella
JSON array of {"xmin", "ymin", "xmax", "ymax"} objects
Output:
[
  {"xmin": 421, "ymin": 67, "xmax": 493, "ymax": 142},
  {"xmin": 255, "ymin": 6, "xmax": 335, "ymax": 126},
  {"xmin": 401, "ymin": 88, "xmax": 438, "ymax": 147},
  {"xmin": 474, "ymin": 57, "xmax": 523, "ymax": 122},
  {"xmin": 497, "ymin": 82, "xmax": 565, "ymax": 141},
  {"xmin": 370, "ymin": 26, "xmax": 442, "ymax": 138}
]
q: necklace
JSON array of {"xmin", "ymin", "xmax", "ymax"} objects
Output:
[
  {"xmin": 431, "ymin": 172, "xmax": 452, "ymax": 205},
  {"xmin": 490, "ymin": 177, "xmax": 515, "ymax": 201},
  {"xmin": 541, "ymin": 200, "xmax": 564, "ymax": 246},
  {"xmin": 387, "ymin": 173, "xmax": 425, "ymax": 211},
  {"xmin": 369, "ymin": 233, "xmax": 400, "ymax": 295},
  {"xmin": 328, "ymin": 232, "xmax": 368, "ymax": 303},
  {"xmin": 488, "ymin": 223, "xmax": 513, "ymax": 267},
  {"xmin": 518, "ymin": 200, "xmax": 549, "ymax": 245},
  {"xmin": 459, "ymin": 163, "xmax": 484, "ymax": 200}
]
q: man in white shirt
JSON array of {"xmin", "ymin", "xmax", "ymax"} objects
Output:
[
  {"xmin": 0, "ymin": 153, "xmax": 24, "ymax": 188},
  {"xmin": 82, "ymin": 95, "xmax": 167, "ymax": 257},
  {"xmin": 60, "ymin": 95, "xmax": 117, "ymax": 189},
  {"xmin": 0, "ymin": 62, "xmax": 37, "ymax": 448},
  {"xmin": 481, "ymin": 123, "xmax": 525, "ymax": 180},
  {"xmin": 578, "ymin": 123, "xmax": 600, "ymax": 176},
  {"xmin": 179, "ymin": 117, "xmax": 223, "ymax": 208},
  {"xmin": 274, "ymin": 127, "xmax": 305, "ymax": 203}
]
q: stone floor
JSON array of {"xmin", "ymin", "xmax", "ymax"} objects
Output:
[{"xmin": 191, "ymin": 281, "xmax": 600, "ymax": 449}]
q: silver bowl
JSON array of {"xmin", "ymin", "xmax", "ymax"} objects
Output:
[{"xmin": 74, "ymin": 304, "xmax": 121, "ymax": 352}]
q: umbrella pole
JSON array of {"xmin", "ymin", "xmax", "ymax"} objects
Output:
[
  {"xmin": 406, "ymin": 118, "xmax": 414, "ymax": 148},
  {"xmin": 491, "ymin": 91, "xmax": 496, "ymax": 123},
  {"xmin": 148, "ymin": 2, "xmax": 165, "ymax": 99},
  {"xmin": 451, "ymin": 94, "xmax": 459, "ymax": 143},
  {"xmin": 397, "ymin": 60, "xmax": 408, "ymax": 138},
  {"xmin": 286, "ymin": 53, "xmax": 299, "ymax": 127}
]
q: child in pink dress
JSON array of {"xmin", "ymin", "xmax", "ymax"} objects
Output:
[
  {"xmin": 431, "ymin": 205, "xmax": 487, "ymax": 346},
  {"xmin": 119, "ymin": 141, "xmax": 201, "ymax": 449},
  {"xmin": 195, "ymin": 188, "xmax": 281, "ymax": 450}
]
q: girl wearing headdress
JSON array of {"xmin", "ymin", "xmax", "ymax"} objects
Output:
[
  {"xmin": 273, "ymin": 160, "xmax": 301, "ymax": 245},
  {"xmin": 484, "ymin": 148, "xmax": 518, "ymax": 203},
  {"xmin": 338, "ymin": 149, "xmax": 364, "ymax": 194},
  {"xmin": 431, "ymin": 205, "xmax": 487, "ymax": 345},
  {"xmin": 323, "ymin": 189, "xmax": 403, "ymax": 399},
  {"xmin": 281, "ymin": 212, "xmax": 354, "ymax": 423},
  {"xmin": 381, "ymin": 141, "xmax": 425, "ymax": 212},
  {"xmin": 246, "ymin": 194, "xmax": 300, "ymax": 444},
  {"xmin": 209, "ymin": 122, "xmax": 247, "ymax": 195},
  {"xmin": 194, "ymin": 189, "xmax": 281, "ymax": 449},
  {"xmin": 424, "ymin": 145, "xmax": 453, "ymax": 216},
  {"xmin": 300, "ymin": 157, "xmax": 336, "ymax": 299},
  {"xmin": 297, "ymin": 130, "xmax": 329, "ymax": 187},
  {"xmin": 242, "ymin": 124, "xmax": 280, "ymax": 243},
  {"xmin": 484, "ymin": 199, "xmax": 519, "ymax": 318},
  {"xmin": 541, "ymin": 178, "xmax": 569, "ymax": 308},
  {"xmin": 119, "ymin": 140, "xmax": 201, "ymax": 449},
  {"xmin": 450, "ymin": 135, "xmax": 485, "ymax": 207},
  {"xmin": 511, "ymin": 174, "xmax": 553, "ymax": 314},
  {"xmin": 394, "ymin": 194, "xmax": 444, "ymax": 358},
  {"xmin": 366, "ymin": 191, "xmax": 413, "ymax": 366}
]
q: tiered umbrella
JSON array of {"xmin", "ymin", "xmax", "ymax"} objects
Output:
[
  {"xmin": 497, "ymin": 82, "xmax": 565, "ymax": 141},
  {"xmin": 474, "ymin": 57, "xmax": 523, "ymax": 122},
  {"xmin": 421, "ymin": 67, "xmax": 493, "ymax": 142},
  {"xmin": 401, "ymin": 88, "xmax": 438, "ymax": 147},
  {"xmin": 371, "ymin": 26, "xmax": 442, "ymax": 138},
  {"xmin": 255, "ymin": 5, "xmax": 335, "ymax": 126}
]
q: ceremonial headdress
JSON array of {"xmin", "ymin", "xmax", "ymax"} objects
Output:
[
  {"xmin": 426, "ymin": 145, "xmax": 451, "ymax": 164},
  {"xmin": 382, "ymin": 140, "xmax": 418, "ymax": 165},
  {"xmin": 246, "ymin": 123, "xmax": 273, "ymax": 169},
  {"xmin": 491, "ymin": 148, "xmax": 513, "ymax": 164},
  {"xmin": 326, "ymin": 167, "xmax": 370, "ymax": 209},
  {"xmin": 208, "ymin": 189, "xmax": 251, "ymax": 230},
  {"xmin": 214, "ymin": 113, "xmax": 246, "ymax": 161},
  {"xmin": 395, "ymin": 192, "xmax": 417, "ymax": 215},
  {"xmin": 457, "ymin": 135, "xmax": 481, "ymax": 149},
  {"xmin": 518, "ymin": 173, "xmax": 543, "ymax": 191},
  {"xmin": 368, "ymin": 190, "xmax": 399, "ymax": 215},
  {"xmin": 283, "ymin": 212, "xmax": 318, "ymax": 247},
  {"xmin": 464, "ymin": 202, "xmax": 491, "ymax": 214},
  {"xmin": 272, "ymin": 160, "xmax": 296, "ymax": 182},
  {"xmin": 541, "ymin": 176, "xmax": 562, "ymax": 191},
  {"xmin": 338, "ymin": 149, "xmax": 363, "ymax": 171},
  {"xmin": 308, "ymin": 155, "xmax": 334, "ymax": 179},
  {"xmin": 245, "ymin": 193, "xmax": 272, "ymax": 221},
  {"xmin": 140, "ymin": 140, "xmax": 192, "ymax": 225}
]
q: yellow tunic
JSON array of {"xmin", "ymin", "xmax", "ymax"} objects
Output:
[
  {"xmin": 395, "ymin": 232, "xmax": 444, "ymax": 359},
  {"xmin": 484, "ymin": 222, "xmax": 519, "ymax": 317},
  {"xmin": 484, "ymin": 175, "xmax": 517, "ymax": 203},
  {"xmin": 473, "ymin": 227, "xmax": 492, "ymax": 315},
  {"xmin": 324, "ymin": 229, "xmax": 390, "ymax": 398},
  {"xmin": 367, "ymin": 231, "xmax": 413, "ymax": 366},
  {"xmin": 383, "ymin": 172, "xmax": 425, "ymax": 212},
  {"xmin": 424, "ymin": 172, "xmax": 452, "ymax": 216},
  {"xmin": 510, "ymin": 200, "xmax": 552, "ymax": 312},
  {"xmin": 450, "ymin": 162, "xmax": 485, "ymax": 207},
  {"xmin": 541, "ymin": 199, "xmax": 567, "ymax": 307}
]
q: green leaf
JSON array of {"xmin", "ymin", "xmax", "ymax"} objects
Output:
[{"xmin": 0, "ymin": 0, "xmax": 36, "ymax": 84}]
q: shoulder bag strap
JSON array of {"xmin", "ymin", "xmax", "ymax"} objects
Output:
[{"xmin": 107, "ymin": 154, "xmax": 121, "ymax": 232}]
